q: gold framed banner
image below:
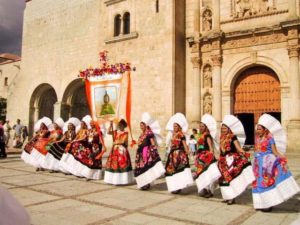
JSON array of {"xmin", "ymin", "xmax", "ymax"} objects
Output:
[
  {"xmin": 87, "ymin": 74, "xmax": 123, "ymax": 122},
  {"xmin": 79, "ymin": 51, "xmax": 135, "ymax": 144}
]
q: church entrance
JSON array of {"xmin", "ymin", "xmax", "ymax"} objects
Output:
[{"xmin": 233, "ymin": 66, "xmax": 281, "ymax": 145}]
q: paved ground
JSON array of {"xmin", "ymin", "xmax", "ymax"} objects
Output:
[{"xmin": 0, "ymin": 148, "xmax": 300, "ymax": 225}]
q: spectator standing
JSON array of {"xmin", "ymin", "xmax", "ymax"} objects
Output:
[
  {"xmin": 0, "ymin": 120, "xmax": 7, "ymax": 158},
  {"xmin": 13, "ymin": 119, "xmax": 24, "ymax": 148},
  {"xmin": 3, "ymin": 119, "xmax": 12, "ymax": 146}
]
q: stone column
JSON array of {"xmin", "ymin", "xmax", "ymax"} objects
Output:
[
  {"xmin": 194, "ymin": 0, "xmax": 200, "ymax": 34},
  {"xmin": 190, "ymin": 56, "xmax": 201, "ymax": 122},
  {"xmin": 288, "ymin": 0, "xmax": 297, "ymax": 19},
  {"xmin": 211, "ymin": 54, "xmax": 222, "ymax": 122},
  {"xmin": 120, "ymin": 15, "xmax": 124, "ymax": 35},
  {"xmin": 288, "ymin": 46, "xmax": 300, "ymax": 120},
  {"xmin": 212, "ymin": 0, "xmax": 220, "ymax": 31},
  {"xmin": 33, "ymin": 107, "xmax": 39, "ymax": 122},
  {"xmin": 287, "ymin": 43, "xmax": 300, "ymax": 152},
  {"xmin": 53, "ymin": 101, "xmax": 63, "ymax": 121}
]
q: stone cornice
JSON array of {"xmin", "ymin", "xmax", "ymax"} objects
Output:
[{"xmin": 105, "ymin": 32, "xmax": 138, "ymax": 44}]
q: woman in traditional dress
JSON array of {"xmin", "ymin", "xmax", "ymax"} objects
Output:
[
  {"xmin": 134, "ymin": 112, "xmax": 165, "ymax": 190},
  {"xmin": 37, "ymin": 118, "xmax": 64, "ymax": 169},
  {"xmin": 66, "ymin": 116, "xmax": 105, "ymax": 179},
  {"xmin": 165, "ymin": 113, "xmax": 194, "ymax": 194},
  {"xmin": 59, "ymin": 118, "xmax": 89, "ymax": 176},
  {"xmin": 43, "ymin": 119, "xmax": 77, "ymax": 172},
  {"xmin": 252, "ymin": 114, "xmax": 300, "ymax": 212},
  {"xmin": 194, "ymin": 114, "xmax": 221, "ymax": 198},
  {"xmin": 21, "ymin": 117, "xmax": 52, "ymax": 170},
  {"xmin": 104, "ymin": 119, "xmax": 134, "ymax": 185},
  {"xmin": 218, "ymin": 115, "xmax": 255, "ymax": 205}
]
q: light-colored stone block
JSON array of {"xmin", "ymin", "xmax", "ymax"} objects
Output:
[
  {"xmin": 27, "ymin": 199, "xmax": 125, "ymax": 225},
  {"xmin": 9, "ymin": 188, "xmax": 61, "ymax": 206},
  {"xmin": 29, "ymin": 179, "xmax": 111, "ymax": 197},
  {"xmin": 78, "ymin": 188, "xmax": 173, "ymax": 211}
]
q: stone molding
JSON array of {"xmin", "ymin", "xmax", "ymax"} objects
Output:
[
  {"xmin": 221, "ymin": 10, "xmax": 288, "ymax": 24},
  {"xmin": 104, "ymin": 0, "xmax": 126, "ymax": 6},
  {"xmin": 105, "ymin": 32, "xmax": 138, "ymax": 44},
  {"xmin": 200, "ymin": 31, "xmax": 287, "ymax": 53},
  {"xmin": 288, "ymin": 45, "xmax": 300, "ymax": 58}
]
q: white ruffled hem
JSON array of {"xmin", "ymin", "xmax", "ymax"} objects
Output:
[
  {"xmin": 165, "ymin": 168, "xmax": 194, "ymax": 192},
  {"xmin": 27, "ymin": 148, "xmax": 46, "ymax": 168},
  {"xmin": 59, "ymin": 153, "xmax": 102, "ymax": 179},
  {"xmin": 77, "ymin": 163, "xmax": 102, "ymax": 180},
  {"xmin": 195, "ymin": 162, "xmax": 221, "ymax": 193},
  {"xmin": 253, "ymin": 175, "xmax": 300, "ymax": 209},
  {"xmin": 43, "ymin": 153, "xmax": 60, "ymax": 171},
  {"xmin": 220, "ymin": 165, "xmax": 255, "ymax": 200},
  {"xmin": 58, "ymin": 153, "xmax": 77, "ymax": 174},
  {"xmin": 135, "ymin": 161, "xmax": 166, "ymax": 188},
  {"xmin": 21, "ymin": 151, "xmax": 32, "ymax": 165},
  {"xmin": 104, "ymin": 170, "xmax": 134, "ymax": 185}
]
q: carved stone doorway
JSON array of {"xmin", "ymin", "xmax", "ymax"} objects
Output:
[{"xmin": 233, "ymin": 66, "xmax": 281, "ymax": 145}]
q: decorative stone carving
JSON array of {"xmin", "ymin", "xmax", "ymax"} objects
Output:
[
  {"xmin": 211, "ymin": 55, "xmax": 222, "ymax": 67},
  {"xmin": 203, "ymin": 94, "xmax": 212, "ymax": 115},
  {"xmin": 202, "ymin": 9, "xmax": 212, "ymax": 32},
  {"xmin": 203, "ymin": 65, "xmax": 212, "ymax": 88},
  {"xmin": 221, "ymin": 32, "xmax": 286, "ymax": 51},
  {"xmin": 288, "ymin": 46, "xmax": 300, "ymax": 58},
  {"xmin": 191, "ymin": 57, "xmax": 201, "ymax": 68},
  {"xmin": 235, "ymin": 0, "xmax": 273, "ymax": 18}
]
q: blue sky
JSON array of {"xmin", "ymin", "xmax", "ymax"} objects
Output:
[{"xmin": 0, "ymin": 0, "xmax": 25, "ymax": 55}]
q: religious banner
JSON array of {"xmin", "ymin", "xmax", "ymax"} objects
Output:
[{"xmin": 78, "ymin": 51, "xmax": 134, "ymax": 141}]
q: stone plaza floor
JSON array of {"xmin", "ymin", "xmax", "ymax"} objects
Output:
[{"xmin": 0, "ymin": 150, "xmax": 299, "ymax": 225}]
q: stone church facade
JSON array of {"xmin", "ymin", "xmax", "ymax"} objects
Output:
[{"xmin": 7, "ymin": 0, "xmax": 300, "ymax": 151}]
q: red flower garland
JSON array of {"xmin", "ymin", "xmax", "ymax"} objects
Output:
[{"xmin": 78, "ymin": 51, "xmax": 133, "ymax": 79}]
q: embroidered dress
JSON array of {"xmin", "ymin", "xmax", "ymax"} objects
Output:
[
  {"xmin": 104, "ymin": 131, "xmax": 134, "ymax": 185},
  {"xmin": 134, "ymin": 129, "xmax": 165, "ymax": 188},
  {"xmin": 194, "ymin": 132, "xmax": 221, "ymax": 193},
  {"xmin": 165, "ymin": 131, "xmax": 194, "ymax": 192},
  {"xmin": 21, "ymin": 129, "xmax": 50, "ymax": 168},
  {"xmin": 71, "ymin": 128, "xmax": 103, "ymax": 179},
  {"xmin": 218, "ymin": 134, "xmax": 255, "ymax": 200},
  {"xmin": 252, "ymin": 135, "xmax": 300, "ymax": 209},
  {"xmin": 59, "ymin": 129, "xmax": 88, "ymax": 176},
  {"xmin": 43, "ymin": 129, "xmax": 76, "ymax": 171}
]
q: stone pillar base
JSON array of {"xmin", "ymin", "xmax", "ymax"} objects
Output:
[{"xmin": 287, "ymin": 119, "xmax": 300, "ymax": 152}]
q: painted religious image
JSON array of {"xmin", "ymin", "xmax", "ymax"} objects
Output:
[{"xmin": 93, "ymin": 85, "xmax": 119, "ymax": 120}]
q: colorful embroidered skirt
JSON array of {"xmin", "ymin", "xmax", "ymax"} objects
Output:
[
  {"xmin": 43, "ymin": 142, "xmax": 68, "ymax": 171},
  {"xmin": 194, "ymin": 150, "xmax": 221, "ymax": 193},
  {"xmin": 218, "ymin": 152, "xmax": 255, "ymax": 200},
  {"xmin": 134, "ymin": 145, "xmax": 165, "ymax": 188},
  {"xmin": 165, "ymin": 148, "xmax": 193, "ymax": 192},
  {"xmin": 252, "ymin": 152, "xmax": 300, "ymax": 209},
  {"xmin": 104, "ymin": 145, "xmax": 134, "ymax": 185}
]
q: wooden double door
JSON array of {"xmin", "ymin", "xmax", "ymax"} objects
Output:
[{"xmin": 233, "ymin": 66, "xmax": 281, "ymax": 145}]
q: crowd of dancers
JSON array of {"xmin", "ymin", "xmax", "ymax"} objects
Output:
[{"xmin": 21, "ymin": 112, "xmax": 299, "ymax": 212}]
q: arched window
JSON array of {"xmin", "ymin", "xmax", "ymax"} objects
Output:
[
  {"xmin": 114, "ymin": 14, "xmax": 121, "ymax": 37},
  {"xmin": 4, "ymin": 77, "xmax": 8, "ymax": 86},
  {"xmin": 123, "ymin": 12, "xmax": 130, "ymax": 35},
  {"xmin": 156, "ymin": 0, "xmax": 159, "ymax": 13}
]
